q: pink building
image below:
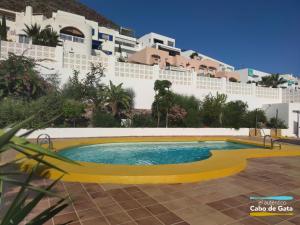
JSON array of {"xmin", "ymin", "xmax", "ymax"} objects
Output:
[{"xmin": 128, "ymin": 47, "xmax": 240, "ymax": 81}]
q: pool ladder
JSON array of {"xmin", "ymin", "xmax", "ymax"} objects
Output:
[
  {"xmin": 263, "ymin": 135, "xmax": 281, "ymax": 149},
  {"xmin": 36, "ymin": 134, "xmax": 53, "ymax": 150}
]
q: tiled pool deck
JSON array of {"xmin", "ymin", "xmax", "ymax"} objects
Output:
[{"xmin": 2, "ymin": 156, "xmax": 300, "ymax": 225}]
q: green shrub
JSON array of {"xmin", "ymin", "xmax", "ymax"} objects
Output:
[
  {"xmin": 267, "ymin": 117, "xmax": 287, "ymax": 129},
  {"xmin": 223, "ymin": 101, "xmax": 248, "ymax": 129},
  {"xmin": 0, "ymin": 98, "xmax": 29, "ymax": 127},
  {"xmin": 243, "ymin": 109, "xmax": 267, "ymax": 128},
  {"xmin": 183, "ymin": 110, "xmax": 203, "ymax": 127},
  {"xmin": 0, "ymin": 93, "xmax": 65, "ymax": 128},
  {"xmin": 132, "ymin": 114, "xmax": 156, "ymax": 127},
  {"xmin": 62, "ymin": 99, "xmax": 86, "ymax": 127},
  {"xmin": 92, "ymin": 111, "xmax": 120, "ymax": 127}
]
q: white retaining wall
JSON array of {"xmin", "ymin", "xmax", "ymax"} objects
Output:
[
  {"xmin": 1, "ymin": 40, "xmax": 299, "ymax": 110},
  {"xmin": 17, "ymin": 128, "xmax": 276, "ymax": 139}
]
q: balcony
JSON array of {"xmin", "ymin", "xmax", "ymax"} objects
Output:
[
  {"xmin": 153, "ymin": 43, "xmax": 181, "ymax": 55},
  {"xmin": 166, "ymin": 65, "xmax": 187, "ymax": 72},
  {"xmin": 60, "ymin": 33, "xmax": 84, "ymax": 43}
]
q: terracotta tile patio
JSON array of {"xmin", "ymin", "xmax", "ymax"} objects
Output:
[{"xmin": 1, "ymin": 156, "xmax": 300, "ymax": 225}]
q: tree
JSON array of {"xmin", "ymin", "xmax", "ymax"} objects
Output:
[
  {"xmin": 243, "ymin": 109, "xmax": 267, "ymax": 128},
  {"xmin": 23, "ymin": 23, "xmax": 42, "ymax": 44},
  {"xmin": 152, "ymin": 80, "xmax": 173, "ymax": 127},
  {"xmin": 171, "ymin": 94, "xmax": 202, "ymax": 127},
  {"xmin": 40, "ymin": 25, "xmax": 60, "ymax": 47},
  {"xmin": 92, "ymin": 110, "xmax": 120, "ymax": 127},
  {"xmin": 0, "ymin": 53, "xmax": 50, "ymax": 100},
  {"xmin": 259, "ymin": 74, "xmax": 287, "ymax": 88},
  {"xmin": 23, "ymin": 23, "xmax": 59, "ymax": 47},
  {"xmin": 200, "ymin": 93, "xmax": 227, "ymax": 127},
  {"xmin": 132, "ymin": 113, "xmax": 156, "ymax": 127},
  {"xmin": 267, "ymin": 117, "xmax": 287, "ymax": 129},
  {"xmin": 63, "ymin": 99, "xmax": 85, "ymax": 127},
  {"xmin": 190, "ymin": 52, "xmax": 199, "ymax": 59},
  {"xmin": 168, "ymin": 105, "xmax": 187, "ymax": 127},
  {"xmin": 62, "ymin": 70, "xmax": 85, "ymax": 101},
  {"xmin": 229, "ymin": 77, "xmax": 237, "ymax": 82},
  {"xmin": 105, "ymin": 81, "xmax": 132, "ymax": 117},
  {"xmin": 82, "ymin": 63, "xmax": 106, "ymax": 110},
  {"xmin": 223, "ymin": 100, "xmax": 248, "ymax": 129},
  {"xmin": 0, "ymin": 15, "xmax": 7, "ymax": 41}
]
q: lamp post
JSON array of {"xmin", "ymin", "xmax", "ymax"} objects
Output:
[{"xmin": 293, "ymin": 110, "xmax": 300, "ymax": 138}]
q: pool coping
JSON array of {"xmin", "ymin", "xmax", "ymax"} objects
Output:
[{"xmin": 18, "ymin": 136, "xmax": 300, "ymax": 184}]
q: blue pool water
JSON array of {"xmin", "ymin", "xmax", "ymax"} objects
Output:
[{"xmin": 59, "ymin": 141, "xmax": 261, "ymax": 165}]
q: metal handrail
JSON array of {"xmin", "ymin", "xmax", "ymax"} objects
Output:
[
  {"xmin": 36, "ymin": 134, "xmax": 53, "ymax": 150},
  {"xmin": 263, "ymin": 135, "xmax": 272, "ymax": 148},
  {"xmin": 271, "ymin": 139, "xmax": 282, "ymax": 150}
]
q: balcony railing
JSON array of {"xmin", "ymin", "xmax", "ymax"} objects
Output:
[{"xmin": 60, "ymin": 33, "xmax": 84, "ymax": 43}]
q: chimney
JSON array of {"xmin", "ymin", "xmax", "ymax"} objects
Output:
[{"xmin": 25, "ymin": 5, "xmax": 33, "ymax": 17}]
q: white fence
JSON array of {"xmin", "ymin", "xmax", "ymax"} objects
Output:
[
  {"xmin": 0, "ymin": 40, "xmax": 298, "ymax": 105},
  {"xmin": 63, "ymin": 52, "xmax": 109, "ymax": 71},
  {"xmin": 0, "ymin": 40, "xmax": 56, "ymax": 61},
  {"xmin": 115, "ymin": 61, "xmax": 154, "ymax": 80},
  {"xmin": 282, "ymin": 88, "xmax": 300, "ymax": 103},
  {"xmin": 18, "ymin": 128, "xmax": 269, "ymax": 139}
]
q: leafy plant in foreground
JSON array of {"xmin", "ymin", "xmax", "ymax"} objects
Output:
[{"xmin": 0, "ymin": 116, "xmax": 76, "ymax": 224}]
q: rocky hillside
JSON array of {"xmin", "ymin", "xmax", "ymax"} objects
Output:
[{"xmin": 0, "ymin": 0, "xmax": 119, "ymax": 29}]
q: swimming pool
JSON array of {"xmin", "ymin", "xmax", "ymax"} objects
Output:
[{"xmin": 59, "ymin": 141, "xmax": 261, "ymax": 165}]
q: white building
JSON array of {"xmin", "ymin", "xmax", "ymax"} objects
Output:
[
  {"xmin": 236, "ymin": 68, "xmax": 271, "ymax": 83},
  {"xmin": 0, "ymin": 5, "xmax": 140, "ymax": 58},
  {"xmin": 279, "ymin": 74, "xmax": 300, "ymax": 88},
  {"xmin": 138, "ymin": 32, "xmax": 181, "ymax": 56},
  {"xmin": 263, "ymin": 103, "xmax": 300, "ymax": 137}
]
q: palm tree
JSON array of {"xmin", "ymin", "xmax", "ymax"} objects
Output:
[
  {"xmin": 23, "ymin": 24, "xmax": 59, "ymax": 47},
  {"xmin": 214, "ymin": 93, "xmax": 227, "ymax": 126},
  {"xmin": 23, "ymin": 23, "xmax": 41, "ymax": 44},
  {"xmin": 40, "ymin": 26, "xmax": 60, "ymax": 47},
  {"xmin": 0, "ymin": 16, "xmax": 7, "ymax": 41},
  {"xmin": 105, "ymin": 81, "xmax": 131, "ymax": 117},
  {"xmin": 259, "ymin": 74, "xmax": 287, "ymax": 88},
  {"xmin": 153, "ymin": 80, "xmax": 172, "ymax": 127}
]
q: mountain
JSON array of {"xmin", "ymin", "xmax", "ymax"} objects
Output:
[{"xmin": 0, "ymin": 0, "xmax": 119, "ymax": 29}]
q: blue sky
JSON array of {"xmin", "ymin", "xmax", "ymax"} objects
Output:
[{"xmin": 81, "ymin": 0, "xmax": 300, "ymax": 76}]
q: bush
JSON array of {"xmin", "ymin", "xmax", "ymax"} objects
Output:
[
  {"xmin": 0, "ymin": 93, "xmax": 65, "ymax": 128},
  {"xmin": 171, "ymin": 94, "xmax": 202, "ymax": 127},
  {"xmin": 132, "ymin": 114, "xmax": 156, "ymax": 127},
  {"xmin": 267, "ymin": 117, "xmax": 287, "ymax": 129},
  {"xmin": 223, "ymin": 101, "xmax": 248, "ymax": 129},
  {"xmin": 92, "ymin": 111, "xmax": 120, "ymax": 127},
  {"xmin": 168, "ymin": 105, "xmax": 187, "ymax": 127},
  {"xmin": 0, "ymin": 98, "xmax": 29, "ymax": 128},
  {"xmin": 62, "ymin": 100, "xmax": 86, "ymax": 127},
  {"xmin": 243, "ymin": 109, "xmax": 267, "ymax": 128},
  {"xmin": 183, "ymin": 110, "xmax": 203, "ymax": 127}
]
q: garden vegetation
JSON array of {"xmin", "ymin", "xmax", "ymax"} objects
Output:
[{"xmin": 0, "ymin": 54, "xmax": 286, "ymax": 129}]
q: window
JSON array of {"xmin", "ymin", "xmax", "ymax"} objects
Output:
[
  {"xmin": 115, "ymin": 40, "xmax": 135, "ymax": 48},
  {"xmin": 92, "ymin": 28, "xmax": 95, "ymax": 36},
  {"xmin": 99, "ymin": 33, "xmax": 113, "ymax": 41},
  {"xmin": 19, "ymin": 35, "xmax": 30, "ymax": 44},
  {"xmin": 92, "ymin": 40, "xmax": 102, "ymax": 49},
  {"xmin": 153, "ymin": 38, "xmax": 163, "ymax": 44},
  {"xmin": 60, "ymin": 34, "xmax": 84, "ymax": 43},
  {"xmin": 167, "ymin": 41, "xmax": 174, "ymax": 47},
  {"xmin": 73, "ymin": 36, "xmax": 84, "ymax": 43}
]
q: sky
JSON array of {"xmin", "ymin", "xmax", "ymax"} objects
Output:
[{"xmin": 80, "ymin": 0, "xmax": 300, "ymax": 76}]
